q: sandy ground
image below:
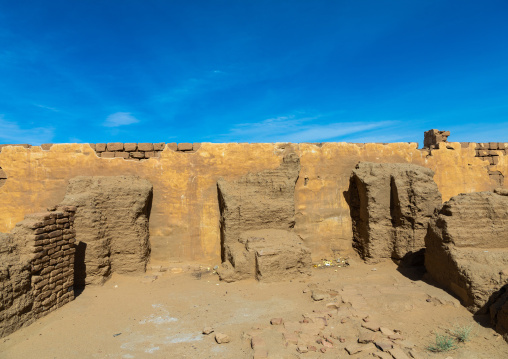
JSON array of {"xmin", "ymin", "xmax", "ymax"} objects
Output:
[{"xmin": 1, "ymin": 260, "xmax": 508, "ymax": 359}]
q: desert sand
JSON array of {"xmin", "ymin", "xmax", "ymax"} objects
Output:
[{"xmin": 1, "ymin": 259, "xmax": 507, "ymax": 359}]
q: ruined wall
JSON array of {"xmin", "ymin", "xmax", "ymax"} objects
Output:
[
  {"xmin": 425, "ymin": 191, "xmax": 508, "ymax": 313},
  {"xmin": 216, "ymin": 152, "xmax": 311, "ymax": 282},
  {"xmin": 0, "ymin": 208, "xmax": 75, "ymax": 338},
  {"xmin": 348, "ymin": 162, "xmax": 441, "ymax": 263},
  {"xmin": 60, "ymin": 176, "xmax": 153, "ymax": 286},
  {"xmin": 0, "ymin": 141, "xmax": 505, "ymax": 264},
  {"xmin": 422, "ymin": 131, "xmax": 506, "ymax": 187},
  {"xmin": 90, "ymin": 142, "xmax": 201, "ymax": 160},
  {"xmin": 217, "ymin": 152, "xmax": 300, "ymax": 258}
]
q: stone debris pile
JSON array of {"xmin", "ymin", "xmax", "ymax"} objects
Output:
[{"xmin": 235, "ymin": 283, "xmax": 418, "ymax": 358}]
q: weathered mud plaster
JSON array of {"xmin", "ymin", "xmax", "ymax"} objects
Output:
[
  {"xmin": 425, "ymin": 191, "xmax": 508, "ymax": 313},
  {"xmin": 0, "ymin": 142, "xmax": 505, "ymax": 263},
  {"xmin": 348, "ymin": 162, "xmax": 441, "ymax": 263},
  {"xmin": 59, "ymin": 176, "xmax": 153, "ymax": 286},
  {"xmin": 216, "ymin": 152, "xmax": 311, "ymax": 282}
]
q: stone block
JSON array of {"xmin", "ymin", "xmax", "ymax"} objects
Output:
[
  {"xmin": 101, "ymin": 152, "xmax": 115, "ymax": 158},
  {"xmin": 137, "ymin": 143, "xmax": 154, "ymax": 151},
  {"xmin": 124, "ymin": 143, "xmax": 137, "ymax": 152},
  {"xmin": 193, "ymin": 143, "xmax": 202, "ymax": 151},
  {"xmin": 177, "ymin": 143, "xmax": 193, "ymax": 151},
  {"xmin": 215, "ymin": 332, "xmax": 231, "ymax": 344},
  {"xmin": 167, "ymin": 142, "xmax": 177, "ymax": 151},
  {"xmin": 96, "ymin": 143, "xmax": 106, "ymax": 152},
  {"xmin": 153, "ymin": 142, "xmax": 165, "ymax": 151},
  {"xmin": 107, "ymin": 142, "xmax": 124, "ymax": 151},
  {"xmin": 131, "ymin": 152, "xmax": 144, "ymax": 159},
  {"xmin": 41, "ymin": 143, "xmax": 53, "ymax": 150},
  {"xmin": 115, "ymin": 152, "xmax": 129, "ymax": 159},
  {"xmin": 144, "ymin": 151, "xmax": 155, "ymax": 158},
  {"xmin": 48, "ymin": 230, "xmax": 63, "ymax": 238}
]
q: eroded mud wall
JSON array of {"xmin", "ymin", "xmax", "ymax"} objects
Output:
[
  {"xmin": 0, "ymin": 208, "xmax": 76, "ymax": 339},
  {"xmin": 60, "ymin": 176, "xmax": 153, "ymax": 286},
  {"xmin": 0, "ymin": 142, "xmax": 506, "ymax": 263},
  {"xmin": 425, "ymin": 191, "xmax": 508, "ymax": 313},
  {"xmin": 348, "ymin": 162, "xmax": 441, "ymax": 263}
]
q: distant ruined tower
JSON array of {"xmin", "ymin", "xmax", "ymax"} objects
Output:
[{"xmin": 423, "ymin": 129, "xmax": 450, "ymax": 149}]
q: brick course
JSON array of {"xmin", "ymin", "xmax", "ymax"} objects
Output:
[{"xmin": 85, "ymin": 142, "xmax": 203, "ymax": 160}]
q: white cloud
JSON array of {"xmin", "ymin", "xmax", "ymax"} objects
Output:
[
  {"xmin": 220, "ymin": 114, "xmax": 399, "ymax": 143},
  {"xmin": 103, "ymin": 112, "xmax": 139, "ymax": 127},
  {"xmin": 0, "ymin": 115, "xmax": 54, "ymax": 145}
]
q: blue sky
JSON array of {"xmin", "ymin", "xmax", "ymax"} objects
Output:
[{"xmin": 0, "ymin": 1, "xmax": 507, "ymax": 146}]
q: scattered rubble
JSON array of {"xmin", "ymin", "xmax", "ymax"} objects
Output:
[{"xmin": 215, "ymin": 332, "xmax": 231, "ymax": 344}]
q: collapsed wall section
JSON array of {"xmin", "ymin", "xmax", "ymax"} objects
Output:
[
  {"xmin": 0, "ymin": 208, "xmax": 76, "ymax": 339},
  {"xmin": 60, "ymin": 176, "xmax": 153, "ymax": 286},
  {"xmin": 425, "ymin": 191, "xmax": 508, "ymax": 313},
  {"xmin": 217, "ymin": 152, "xmax": 311, "ymax": 282},
  {"xmin": 348, "ymin": 162, "xmax": 442, "ymax": 263},
  {"xmin": 217, "ymin": 152, "xmax": 301, "ymax": 258}
]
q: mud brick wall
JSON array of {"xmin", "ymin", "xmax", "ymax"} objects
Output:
[
  {"xmin": 475, "ymin": 142, "xmax": 507, "ymax": 186},
  {"xmin": 0, "ymin": 207, "xmax": 76, "ymax": 339},
  {"xmin": 89, "ymin": 142, "xmax": 202, "ymax": 160},
  {"xmin": 447, "ymin": 141, "xmax": 507, "ymax": 186},
  {"xmin": 30, "ymin": 207, "xmax": 76, "ymax": 317},
  {"xmin": 421, "ymin": 129, "xmax": 506, "ymax": 187}
]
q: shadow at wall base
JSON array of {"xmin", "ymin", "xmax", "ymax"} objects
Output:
[
  {"xmin": 393, "ymin": 248, "xmax": 425, "ymax": 267},
  {"xmin": 73, "ymin": 241, "xmax": 87, "ymax": 296}
]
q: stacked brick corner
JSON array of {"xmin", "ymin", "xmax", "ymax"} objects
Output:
[{"xmin": 0, "ymin": 207, "xmax": 76, "ymax": 338}]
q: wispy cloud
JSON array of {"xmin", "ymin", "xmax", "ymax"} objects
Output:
[
  {"xmin": 0, "ymin": 115, "xmax": 54, "ymax": 144},
  {"xmin": 103, "ymin": 112, "xmax": 139, "ymax": 127},
  {"xmin": 219, "ymin": 114, "xmax": 399, "ymax": 143},
  {"xmin": 33, "ymin": 104, "xmax": 60, "ymax": 112}
]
